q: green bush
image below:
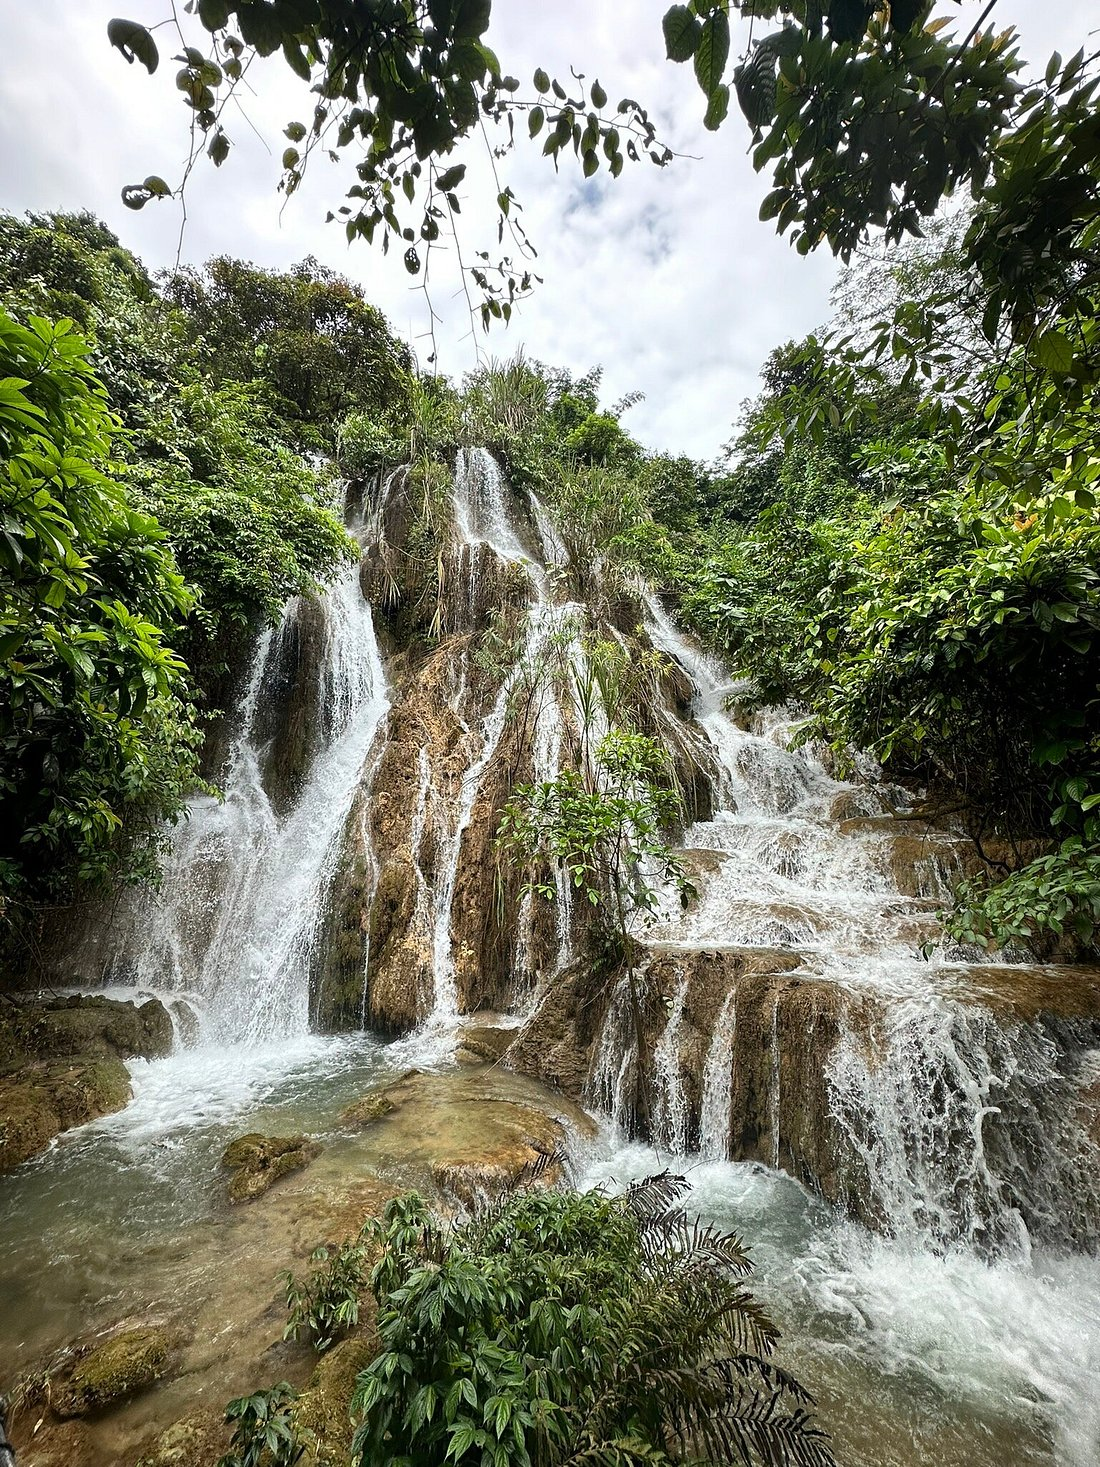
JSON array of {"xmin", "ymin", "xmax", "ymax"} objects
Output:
[
  {"xmin": 0, "ymin": 309, "xmax": 201, "ymax": 908},
  {"xmin": 350, "ymin": 1182, "xmax": 835, "ymax": 1467},
  {"xmin": 336, "ymin": 410, "xmax": 405, "ymax": 480}
]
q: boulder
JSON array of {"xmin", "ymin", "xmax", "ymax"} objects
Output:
[
  {"xmin": 50, "ymin": 1326, "xmax": 179, "ymax": 1419},
  {"xmin": 221, "ymin": 1133, "xmax": 322, "ymax": 1203},
  {"xmin": 0, "ymin": 994, "xmax": 173, "ymax": 1173},
  {"xmin": 135, "ymin": 1408, "xmax": 231, "ymax": 1467}
]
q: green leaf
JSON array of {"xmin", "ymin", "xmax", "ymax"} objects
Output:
[
  {"xmin": 704, "ymin": 82, "xmax": 730, "ymax": 131},
  {"xmin": 662, "ymin": 6, "xmax": 701, "ymax": 63},
  {"xmin": 1035, "ymin": 329, "xmax": 1074, "ymax": 373},
  {"xmin": 208, "ymin": 129, "xmax": 230, "ymax": 166},
  {"xmin": 529, "ymin": 105, "xmax": 545, "ymax": 137},
  {"xmin": 694, "ymin": 12, "xmax": 731, "ymax": 96},
  {"xmin": 591, "ymin": 79, "xmax": 608, "ymax": 109},
  {"xmin": 533, "ymin": 67, "xmax": 550, "ymax": 93},
  {"xmin": 436, "ymin": 163, "xmax": 467, "ymax": 191},
  {"xmin": 107, "ymin": 18, "xmax": 159, "ymax": 73}
]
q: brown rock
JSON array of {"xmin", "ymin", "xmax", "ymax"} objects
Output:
[
  {"xmin": 221, "ymin": 1133, "xmax": 322, "ymax": 1203},
  {"xmin": 0, "ymin": 1058, "xmax": 131, "ymax": 1174},
  {"xmin": 51, "ymin": 1327, "xmax": 179, "ymax": 1419},
  {"xmin": 134, "ymin": 1408, "xmax": 231, "ymax": 1467}
]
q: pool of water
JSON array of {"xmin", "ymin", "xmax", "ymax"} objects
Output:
[{"xmin": 3, "ymin": 1041, "xmax": 1099, "ymax": 1467}]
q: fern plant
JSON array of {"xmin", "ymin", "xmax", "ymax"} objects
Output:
[{"xmin": 349, "ymin": 1178, "xmax": 836, "ymax": 1467}]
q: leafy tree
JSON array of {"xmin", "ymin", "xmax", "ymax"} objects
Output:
[
  {"xmin": 163, "ymin": 255, "xmax": 414, "ymax": 447},
  {"xmin": 348, "ymin": 1180, "xmax": 836, "ymax": 1467},
  {"xmin": 0, "ymin": 309, "xmax": 201, "ymax": 911}
]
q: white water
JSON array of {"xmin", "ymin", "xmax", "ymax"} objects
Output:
[
  {"xmin": 576, "ymin": 1136, "xmax": 1100, "ymax": 1467},
  {"xmin": 110, "ymin": 544, "xmax": 390, "ymax": 1043},
  {"xmin": 633, "ymin": 589, "xmax": 1100, "ymax": 1254}
]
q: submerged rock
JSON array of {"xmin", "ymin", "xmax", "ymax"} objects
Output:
[
  {"xmin": 134, "ymin": 1408, "xmax": 231, "ymax": 1467},
  {"xmin": 221, "ymin": 1133, "xmax": 322, "ymax": 1203},
  {"xmin": 340, "ymin": 1067, "xmax": 593, "ymax": 1208},
  {"xmin": 50, "ymin": 1326, "xmax": 180, "ymax": 1419},
  {"xmin": 0, "ymin": 994, "xmax": 173, "ymax": 1173}
]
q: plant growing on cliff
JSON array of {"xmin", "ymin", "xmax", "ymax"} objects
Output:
[
  {"xmin": 496, "ymin": 728, "xmax": 691, "ymax": 954},
  {"xmin": 349, "ymin": 1180, "xmax": 835, "ymax": 1467}
]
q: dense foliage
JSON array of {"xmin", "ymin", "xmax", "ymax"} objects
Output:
[
  {"xmin": 0, "ymin": 211, "xmax": 413, "ymax": 931},
  {"xmin": 0, "ymin": 309, "xmax": 199, "ymax": 909},
  {"xmin": 346, "ymin": 1180, "xmax": 834, "ymax": 1467}
]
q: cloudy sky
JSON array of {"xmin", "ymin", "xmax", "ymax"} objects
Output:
[{"xmin": 1, "ymin": 2, "xmax": 1095, "ymax": 459}]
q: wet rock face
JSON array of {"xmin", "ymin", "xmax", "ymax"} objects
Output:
[
  {"xmin": 50, "ymin": 1326, "xmax": 180, "ymax": 1419},
  {"xmin": 337, "ymin": 1067, "xmax": 594, "ymax": 1208},
  {"xmin": 251, "ymin": 593, "xmax": 330, "ymax": 817},
  {"xmin": 0, "ymin": 995, "xmax": 173, "ymax": 1173},
  {"xmin": 221, "ymin": 1133, "xmax": 322, "ymax": 1203}
]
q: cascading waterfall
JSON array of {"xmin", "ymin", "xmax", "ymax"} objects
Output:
[
  {"xmin": 652, "ymin": 976, "xmax": 690, "ymax": 1153},
  {"xmin": 699, "ymin": 987, "xmax": 737, "ymax": 1160},
  {"xmin": 634, "ymin": 587, "xmax": 1100, "ymax": 1251},
  {"xmin": 110, "ymin": 529, "xmax": 390, "ymax": 1044},
  {"xmin": 423, "ymin": 448, "xmax": 577, "ymax": 1027}
]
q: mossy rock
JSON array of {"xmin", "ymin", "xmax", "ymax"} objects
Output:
[
  {"xmin": 0, "ymin": 1056, "xmax": 131, "ymax": 1174},
  {"xmin": 0, "ymin": 994, "xmax": 173, "ymax": 1076},
  {"xmin": 294, "ymin": 1334, "xmax": 379, "ymax": 1466},
  {"xmin": 340, "ymin": 1092, "xmax": 394, "ymax": 1127},
  {"xmin": 221, "ymin": 1133, "xmax": 321, "ymax": 1203},
  {"xmin": 51, "ymin": 1326, "xmax": 178, "ymax": 1418},
  {"xmin": 135, "ymin": 1407, "xmax": 231, "ymax": 1467}
]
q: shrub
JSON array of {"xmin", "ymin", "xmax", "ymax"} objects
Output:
[{"xmin": 349, "ymin": 1181, "xmax": 835, "ymax": 1467}]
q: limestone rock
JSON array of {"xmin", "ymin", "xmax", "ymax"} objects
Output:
[
  {"xmin": 50, "ymin": 1326, "xmax": 179, "ymax": 1419},
  {"xmin": 340, "ymin": 1091, "xmax": 395, "ymax": 1127},
  {"xmin": 0, "ymin": 994, "xmax": 173, "ymax": 1173},
  {"xmin": 0, "ymin": 1058, "xmax": 131, "ymax": 1174},
  {"xmin": 221, "ymin": 1133, "xmax": 322, "ymax": 1203},
  {"xmin": 294, "ymin": 1335, "xmax": 379, "ymax": 1467},
  {"xmin": 135, "ymin": 1408, "xmax": 231, "ymax": 1467}
]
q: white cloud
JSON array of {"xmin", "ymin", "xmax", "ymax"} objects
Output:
[{"xmin": 0, "ymin": 1, "xmax": 1094, "ymax": 460}]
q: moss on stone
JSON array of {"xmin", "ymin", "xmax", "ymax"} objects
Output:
[
  {"xmin": 221, "ymin": 1132, "xmax": 322, "ymax": 1203},
  {"xmin": 0, "ymin": 1056, "xmax": 132, "ymax": 1174},
  {"xmin": 52, "ymin": 1326, "xmax": 177, "ymax": 1418}
]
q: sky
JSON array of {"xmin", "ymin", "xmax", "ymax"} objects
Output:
[{"xmin": 1, "ymin": 2, "xmax": 1096, "ymax": 461}]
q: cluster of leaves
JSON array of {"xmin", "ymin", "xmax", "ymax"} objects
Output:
[
  {"xmin": 0, "ymin": 210, "xmax": 418, "ymax": 925},
  {"xmin": 947, "ymin": 840, "xmax": 1100, "ymax": 954},
  {"xmin": 282, "ymin": 1231, "xmax": 375, "ymax": 1352},
  {"xmin": 347, "ymin": 1180, "xmax": 835, "ymax": 1467},
  {"xmin": 0, "ymin": 309, "xmax": 201, "ymax": 911},
  {"xmin": 162, "ymin": 255, "xmax": 413, "ymax": 451},
  {"xmin": 217, "ymin": 1382, "xmax": 311, "ymax": 1467},
  {"xmin": 664, "ymin": 1, "xmax": 1024, "ymax": 257},
  {"xmin": 107, "ymin": 4, "xmax": 674, "ymax": 328}
]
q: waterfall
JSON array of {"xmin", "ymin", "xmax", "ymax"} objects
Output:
[
  {"xmin": 111, "ymin": 545, "xmax": 389, "ymax": 1044},
  {"xmin": 637, "ymin": 589, "xmax": 1100, "ymax": 1250},
  {"xmin": 652, "ymin": 975, "xmax": 690, "ymax": 1153},
  {"xmin": 699, "ymin": 987, "xmax": 737, "ymax": 1160}
]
